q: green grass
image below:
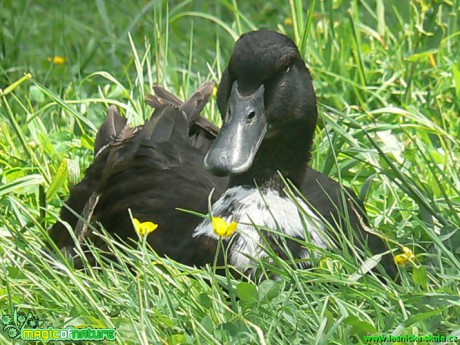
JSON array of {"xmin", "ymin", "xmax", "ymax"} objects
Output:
[{"xmin": 1, "ymin": 0, "xmax": 459, "ymax": 344}]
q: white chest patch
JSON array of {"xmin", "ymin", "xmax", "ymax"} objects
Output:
[{"xmin": 193, "ymin": 186, "xmax": 328, "ymax": 268}]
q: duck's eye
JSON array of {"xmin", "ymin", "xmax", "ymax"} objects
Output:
[
  {"xmin": 285, "ymin": 65, "xmax": 291, "ymax": 73},
  {"xmin": 247, "ymin": 111, "xmax": 256, "ymax": 122}
]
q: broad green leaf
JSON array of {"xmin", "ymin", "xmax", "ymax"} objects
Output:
[
  {"xmin": 412, "ymin": 265, "xmax": 428, "ymax": 289},
  {"xmin": 236, "ymin": 282, "xmax": 257, "ymax": 304}
]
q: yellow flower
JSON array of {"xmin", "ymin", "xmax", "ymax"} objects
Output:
[
  {"xmin": 284, "ymin": 17, "xmax": 293, "ymax": 26},
  {"xmin": 48, "ymin": 56, "xmax": 66, "ymax": 65},
  {"xmin": 133, "ymin": 218, "xmax": 158, "ymax": 236},
  {"xmin": 212, "ymin": 84, "xmax": 218, "ymax": 98},
  {"xmin": 212, "ymin": 217, "xmax": 238, "ymax": 238},
  {"xmin": 394, "ymin": 246, "xmax": 415, "ymax": 266}
]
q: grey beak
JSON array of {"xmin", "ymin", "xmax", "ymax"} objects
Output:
[{"xmin": 204, "ymin": 81, "xmax": 267, "ymax": 176}]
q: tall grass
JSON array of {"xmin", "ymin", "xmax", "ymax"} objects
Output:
[{"xmin": 1, "ymin": 0, "xmax": 459, "ymax": 344}]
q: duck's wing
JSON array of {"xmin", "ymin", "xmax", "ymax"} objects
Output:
[
  {"xmin": 49, "ymin": 106, "xmax": 130, "ymax": 249},
  {"xmin": 97, "ymin": 105, "xmax": 186, "ymax": 180},
  {"xmin": 89, "ymin": 87, "xmax": 228, "ymax": 264},
  {"xmin": 50, "ymin": 102, "xmax": 190, "ymax": 251},
  {"xmin": 302, "ymin": 168, "xmax": 397, "ymax": 279},
  {"xmin": 51, "ymin": 83, "xmax": 227, "ymax": 265},
  {"xmin": 92, "ymin": 82, "xmax": 218, "ymax": 193}
]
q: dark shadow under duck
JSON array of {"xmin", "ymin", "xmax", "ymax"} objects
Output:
[
  {"xmin": 49, "ymin": 82, "xmax": 228, "ymax": 266},
  {"xmin": 193, "ymin": 30, "xmax": 398, "ymax": 279}
]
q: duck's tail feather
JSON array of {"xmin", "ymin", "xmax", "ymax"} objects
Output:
[
  {"xmin": 179, "ymin": 81, "xmax": 215, "ymax": 127},
  {"xmin": 140, "ymin": 104, "xmax": 187, "ymax": 144},
  {"xmin": 146, "ymin": 81, "xmax": 215, "ymax": 121},
  {"xmin": 145, "ymin": 82, "xmax": 220, "ymax": 143},
  {"xmin": 94, "ymin": 106, "xmax": 128, "ymax": 158},
  {"xmin": 146, "ymin": 86, "xmax": 182, "ymax": 108}
]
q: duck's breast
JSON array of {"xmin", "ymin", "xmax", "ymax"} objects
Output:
[{"xmin": 194, "ymin": 186, "xmax": 328, "ymax": 267}]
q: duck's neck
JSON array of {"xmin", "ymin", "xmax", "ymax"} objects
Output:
[{"xmin": 229, "ymin": 123, "xmax": 315, "ymax": 191}]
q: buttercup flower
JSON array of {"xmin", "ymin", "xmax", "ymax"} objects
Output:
[
  {"xmin": 48, "ymin": 56, "xmax": 66, "ymax": 65},
  {"xmin": 212, "ymin": 217, "xmax": 238, "ymax": 238},
  {"xmin": 133, "ymin": 218, "xmax": 158, "ymax": 236},
  {"xmin": 394, "ymin": 246, "xmax": 415, "ymax": 266}
]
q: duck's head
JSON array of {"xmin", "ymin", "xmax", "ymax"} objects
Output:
[{"xmin": 205, "ymin": 30, "xmax": 318, "ymax": 177}]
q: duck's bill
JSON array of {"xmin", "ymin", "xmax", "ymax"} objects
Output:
[{"xmin": 204, "ymin": 82, "xmax": 266, "ymax": 176}]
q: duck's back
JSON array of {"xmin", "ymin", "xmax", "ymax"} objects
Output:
[
  {"xmin": 93, "ymin": 105, "xmax": 226, "ymax": 264},
  {"xmin": 50, "ymin": 83, "xmax": 228, "ymax": 266}
]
